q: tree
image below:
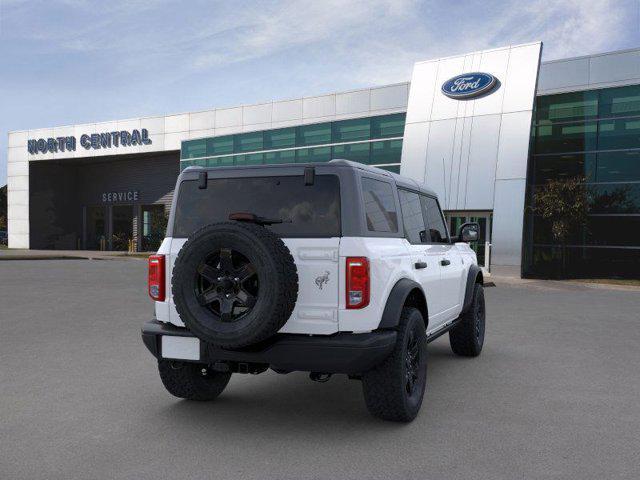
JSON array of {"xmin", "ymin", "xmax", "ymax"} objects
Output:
[{"xmin": 533, "ymin": 176, "xmax": 589, "ymax": 277}]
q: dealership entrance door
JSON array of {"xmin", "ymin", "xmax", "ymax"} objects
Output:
[
  {"xmin": 82, "ymin": 203, "xmax": 166, "ymax": 252},
  {"xmin": 445, "ymin": 212, "xmax": 492, "ymax": 272}
]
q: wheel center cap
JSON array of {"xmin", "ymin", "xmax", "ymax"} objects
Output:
[{"xmin": 220, "ymin": 277, "xmax": 237, "ymax": 293}]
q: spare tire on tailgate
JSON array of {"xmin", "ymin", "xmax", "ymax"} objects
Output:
[{"xmin": 172, "ymin": 222, "xmax": 298, "ymax": 348}]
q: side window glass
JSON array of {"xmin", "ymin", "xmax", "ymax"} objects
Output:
[
  {"xmin": 420, "ymin": 196, "xmax": 449, "ymax": 243},
  {"xmin": 398, "ymin": 189, "xmax": 427, "ymax": 243},
  {"xmin": 361, "ymin": 178, "xmax": 398, "ymax": 233}
]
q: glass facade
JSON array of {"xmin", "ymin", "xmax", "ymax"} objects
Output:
[
  {"xmin": 180, "ymin": 113, "xmax": 405, "ymax": 171},
  {"xmin": 523, "ymin": 84, "xmax": 640, "ymax": 279}
]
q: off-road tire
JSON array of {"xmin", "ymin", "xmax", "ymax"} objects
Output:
[
  {"xmin": 362, "ymin": 307, "xmax": 427, "ymax": 422},
  {"xmin": 172, "ymin": 222, "xmax": 298, "ymax": 348},
  {"xmin": 449, "ymin": 283, "xmax": 485, "ymax": 357},
  {"xmin": 158, "ymin": 360, "xmax": 231, "ymax": 401}
]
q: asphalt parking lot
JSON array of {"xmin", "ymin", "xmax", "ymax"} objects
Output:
[{"xmin": 1, "ymin": 259, "xmax": 639, "ymax": 480}]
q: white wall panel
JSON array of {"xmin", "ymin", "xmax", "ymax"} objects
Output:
[
  {"xmin": 140, "ymin": 116, "xmax": 165, "ymax": 134},
  {"xmin": 336, "ymin": 90, "xmax": 370, "ymax": 115},
  {"xmin": 242, "ymin": 123, "xmax": 270, "ymax": 133},
  {"xmin": 495, "ymin": 110, "xmax": 534, "ymax": 180},
  {"xmin": 215, "ymin": 107, "xmax": 242, "ymax": 128},
  {"xmin": 502, "ymin": 43, "xmax": 541, "ymax": 113},
  {"xmin": 472, "ymin": 49, "xmax": 510, "ymax": 117},
  {"xmin": 188, "ymin": 129, "xmax": 215, "ymax": 140},
  {"xmin": 492, "ymin": 179, "xmax": 526, "ymax": 266},
  {"xmin": 8, "ymin": 147, "xmax": 27, "ymax": 163},
  {"xmin": 189, "ymin": 111, "xmax": 215, "ymax": 131},
  {"xmin": 164, "ymin": 132, "xmax": 183, "ymax": 151},
  {"xmin": 242, "ymin": 103, "xmax": 272, "ymax": 125},
  {"xmin": 370, "ymin": 84, "xmax": 408, "ymax": 111},
  {"xmin": 423, "ymin": 119, "xmax": 457, "ymax": 204},
  {"xmin": 406, "ymin": 64, "xmax": 438, "ymax": 124},
  {"xmin": 8, "ymin": 176, "xmax": 28, "ymax": 191},
  {"xmin": 8, "ymin": 131, "xmax": 28, "ymax": 147},
  {"xmin": 8, "ymin": 233, "xmax": 29, "ymax": 249},
  {"xmin": 538, "ymin": 58, "xmax": 589, "ymax": 92},
  {"xmin": 431, "ymin": 56, "xmax": 467, "ymax": 121},
  {"xmin": 8, "ymin": 189, "xmax": 28, "ymax": 205},
  {"xmin": 116, "ymin": 119, "xmax": 141, "ymax": 132},
  {"xmin": 589, "ymin": 50, "xmax": 640, "ymax": 85},
  {"xmin": 463, "ymin": 114, "xmax": 501, "ymax": 209},
  {"xmin": 7, "ymin": 161, "xmax": 28, "ymax": 177},
  {"xmin": 214, "ymin": 125, "xmax": 243, "ymax": 136},
  {"xmin": 303, "ymin": 95, "xmax": 335, "ymax": 118},
  {"xmin": 164, "ymin": 114, "xmax": 189, "ymax": 133},
  {"xmin": 272, "ymin": 99, "xmax": 303, "ymax": 122},
  {"xmin": 399, "ymin": 122, "xmax": 430, "ymax": 181}
]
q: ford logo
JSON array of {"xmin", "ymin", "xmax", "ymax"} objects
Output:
[{"xmin": 441, "ymin": 72, "xmax": 497, "ymax": 99}]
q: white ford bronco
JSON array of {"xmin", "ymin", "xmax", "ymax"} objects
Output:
[{"xmin": 142, "ymin": 160, "xmax": 485, "ymax": 422}]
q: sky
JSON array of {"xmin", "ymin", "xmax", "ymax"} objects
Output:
[{"xmin": 1, "ymin": 0, "xmax": 639, "ymax": 186}]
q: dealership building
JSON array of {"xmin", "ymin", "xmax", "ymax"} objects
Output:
[{"xmin": 6, "ymin": 42, "xmax": 640, "ymax": 278}]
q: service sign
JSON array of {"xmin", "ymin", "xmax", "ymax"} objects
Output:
[{"xmin": 441, "ymin": 72, "xmax": 497, "ymax": 99}]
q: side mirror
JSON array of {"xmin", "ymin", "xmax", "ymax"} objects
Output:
[{"xmin": 457, "ymin": 222, "xmax": 480, "ymax": 243}]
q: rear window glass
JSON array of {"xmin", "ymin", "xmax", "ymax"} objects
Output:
[{"xmin": 173, "ymin": 175, "xmax": 341, "ymax": 238}]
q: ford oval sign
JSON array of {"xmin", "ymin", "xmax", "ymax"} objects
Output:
[{"xmin": 441, "ymin": 72, "xmax": 497, "ymax": 99}]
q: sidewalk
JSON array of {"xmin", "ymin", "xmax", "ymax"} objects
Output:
[
  {"xmin": 0, "ymin": 249, "xmax": 150, "ymax": 261},
  {"xmin": 489, "ymin": 265, "xmax": 640, "ymax": 291}
]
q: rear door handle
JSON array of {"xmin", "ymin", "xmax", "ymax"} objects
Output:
[
  {"xmin": 440, "ymin": 259, "xmax": 451, "ymax": 266},
  {"xmin": 414, "ymin": 261, "xmax": 427, "ymax": 269}
]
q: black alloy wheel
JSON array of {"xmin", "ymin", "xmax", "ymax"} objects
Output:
[
  {"xmin": 195, "ymin": 248, "xmax": 259, "ymax": 322},
  {"xmin": 405, "ymin": 329, "xmax": 421, "ymax": 396},
  {"xmin": 449, "ymin": 283, "xmax": 485, "ymax": 357}
]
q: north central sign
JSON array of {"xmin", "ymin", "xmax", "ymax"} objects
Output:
[
  {"xmin": 27, "ymin": 128, "xmax": 152, "ymax": 155},
  {"xmin": 441, "ymin": 72, "xmax": 497, "ymax": 99}
]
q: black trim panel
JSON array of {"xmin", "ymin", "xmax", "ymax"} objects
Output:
[
  {"xmin": 378, "ymin": 278, "xmax": 426, "ymax": 329},
  {"xmin": 141, "ymin": 320, "xmax": 397, "ymax": 375},
  {"xmin": 462, "ymin": 264, "xmax": 483, "ymax": 313}
]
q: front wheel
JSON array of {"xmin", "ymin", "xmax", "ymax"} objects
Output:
[
  {"xmin": 362, "ymin": 307, "xmax": 427, "ymax": 422},
  {"xmin": 449, "ymin": 283, "xmax": 485, "ymax": 357},
  {"xmin": 158, "ymin": 360, "xmax": 231, "ymax": 401}
]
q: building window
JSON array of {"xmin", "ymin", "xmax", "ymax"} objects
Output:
[
  {"xmin": 332, "ymin": 118, "xmax": 370, "ymax": 142},
  {"xmin": 180, "ymin": 113, "xmax": 407, "ymax": 171},
  {"xmin": 296, "ymin": 146, "xmax": 331, "ymax": 163},
  {"xmin": 371, "ymin": 139, "xmax": 402, "ymax": 165},
  {"xmin": 297, "ymin": 123, "xmax": 331, "ymax": 146},
  {"xmin": 372, "ymin": 113, "xmax": 405, "ymax": 138},
  {"xmin": 332, "ymin": 142, "xmax": 370, "ymax": 164},
  {"xmin": 264, "ymin": 128, "xmax": 296, "ymax": 149},
  {"xmin": 524, "ymin": 85, "xmax": 640, "ymax": 279}
]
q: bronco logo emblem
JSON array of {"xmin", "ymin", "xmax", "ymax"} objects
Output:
[{"xmin": 315, "ymin": 271, "xmax": 330, "ymax": 290}]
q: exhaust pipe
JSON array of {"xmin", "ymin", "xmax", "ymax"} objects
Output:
[{"xmin": 309, "ymin": 372, "xmax": 331, "ymax": 383}]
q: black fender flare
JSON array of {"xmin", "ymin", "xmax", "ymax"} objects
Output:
[
  {"xmin": 462, "ymin": 264, "xmax": 483, "ymax": 314},
  {"xmin": 378, "ymin": 278, "xmax": 428, "ymax": 330}
]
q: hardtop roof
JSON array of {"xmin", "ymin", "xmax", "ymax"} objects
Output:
[{"xmin": 182, "ymin": 159, "xmax": 437, "ymax": 197}]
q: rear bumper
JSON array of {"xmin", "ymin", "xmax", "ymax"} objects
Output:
[{"xmin": 141, "ymin": 320, "xmax": 396, "ymax": 375}]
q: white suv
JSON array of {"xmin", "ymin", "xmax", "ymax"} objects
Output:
[{"xmin": 142, "ymin": 160, "xmax": 486, "ymax": 422}]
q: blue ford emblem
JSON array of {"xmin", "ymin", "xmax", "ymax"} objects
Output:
[{"xmin": 441, "ymin": 72, "xmax": 497, "ymax": 99}]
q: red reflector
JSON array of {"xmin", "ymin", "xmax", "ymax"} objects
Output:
[
  {"xmin": 148, "ymin": 254, "xmax": 165, "ymax": 301},
  {"xmin": 346, "ymin": 257, "xmax": 369, "ymax": 309}
]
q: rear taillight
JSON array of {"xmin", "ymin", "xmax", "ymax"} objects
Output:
[
  {"xmin": 346, "ymin": 257, "xmax": 369, "ymax": 309},
  {"xmin": 148, "ymin": 254, "xmax": 165, "ymax": 301}
]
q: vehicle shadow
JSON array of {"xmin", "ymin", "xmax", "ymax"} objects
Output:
[{"xmin": 148, "ymin": 339, "xmax": 468, "ymax": 435}]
